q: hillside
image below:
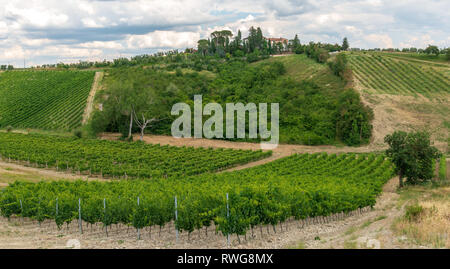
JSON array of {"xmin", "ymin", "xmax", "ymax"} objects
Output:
[
  {"xmin": 254, "ymin": 54, "xmax": 347, "ymax": 91},
  {"xmin": 348, "ymin": 52, "xmax": 449, "ymax": 150},
  {"xmin": 93, "ymin": 54, "xmax": 371, "ymax": 146},
  {"xmin": 0, "ymin": 70, "xmax": 96, "ymax": 131}
]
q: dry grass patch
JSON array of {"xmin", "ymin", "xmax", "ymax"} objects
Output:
[{"xmin": 393, "ymin": 185, "xmax": 450, "ymax": 248}]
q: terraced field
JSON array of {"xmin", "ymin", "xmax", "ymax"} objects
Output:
[
  {"xmin": 348, "ymin": 53, "xmax": 450, "ymax": 98},
  {"xmin": 0, "ymin": 70, "xmax": 96, "ymax": 130}
]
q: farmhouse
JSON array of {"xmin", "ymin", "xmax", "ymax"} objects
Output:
[
  {"xmin": 264, "ymin": 37, "xmax": 289, "ymax": 51},
  {"xmin": 242, "ymin": 36, "xmax": 290, "ymax": 52}
]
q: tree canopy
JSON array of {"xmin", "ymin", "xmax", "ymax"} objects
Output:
[
  {"xmin": 342, "ymin": 37, "xmax": 349, "ymax": 51},
  {"xmin": 384, "ymin": 131, "xmax": 440, "ymax": 187}
]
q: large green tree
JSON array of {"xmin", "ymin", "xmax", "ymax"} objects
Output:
[
  {"xmin": 424, "ymin": 45, "xmax": 440, "ymax": 57},
  {"xmin": 384, "ymin": 131, "xmax": 440, "ymax": 187}
]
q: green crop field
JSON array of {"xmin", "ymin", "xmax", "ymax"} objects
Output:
[
  {"xmin": 348, "ymin": 53, "xmax": 450, "ymax": 98},
  {"xmin": 0, "ymin": 152, "xmax": 393, "ymax": 238},
  {"xmin": 254, "ymin": 54, "xmax": 347, "ymax": 91},
  {"xmin": 0, "ymin": 70, "xmax": 96, "ymax": 130},
  {"xmin": 0, "ymin": 132, "xmax": 271, "ymax": 178}
]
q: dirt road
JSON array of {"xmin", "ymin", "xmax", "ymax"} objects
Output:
[{"xmin": 82, "ymin": 72, "xmax": 103, "ymax": 125}]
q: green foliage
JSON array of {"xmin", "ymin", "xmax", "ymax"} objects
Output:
[
  {"xmin": 0, "ymin": 70, "xmax": 95, "ymax": 130},
  {"xmin": 438, "ymin": 155, "xmax": 447, "ymax": 180},
  {"xmin": 0, "ymin": 153, "xmax": 394, "ymax": 237},
  {"xmin": 94, "ymin": 56, "xmax": 372, "ymax": 146},
  {"xmin": 0, "ymin": 132, "xmax": 270, "ymax": 178},
  {"xmin": 404, "ymin": 204, "xmax": 423, "ymax": 222},
  {"xmin": 175, "ymin": 68, "xmax": 183, "ymax": 77},
  {"xmin": 73, "ymin": 129, "xmax": 83, "ymax": 138},
  {"xmin": 304, "ymin": 42, "xmax": 340, "ymax": 63},
  {"xmin": 384, "ymin": 131, "xmax": 441, "ymax": 186},
  {"xmin": 328, "ymin": 53, "xmax": 348, "ymax": 78},
  {"xmin": 342, "ymin": 37, "xmax": 349, "ymax": 51},
  {"xmin": 335, "ymin": 90, "xmax": 373, "ymax": 146},
  {"xmin": 424, "ymin": 45, "xmax": 440, "ymax": 57}
]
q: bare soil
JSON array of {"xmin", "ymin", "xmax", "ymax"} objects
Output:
[
  {"xmin": 82, "ymin": 72, "xmax": 103, "ymax": 125},
  {"xmin": 0, "ymin": 160, "xmax": 107, "ymax": 186}
]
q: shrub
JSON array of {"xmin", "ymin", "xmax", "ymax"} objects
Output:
[
  {"xmin": 404, "ymin": 204, "xmax": 423, "ymax": 222},
  {"xmin": 246, "ymin": 52, "xmax": 259, "ymax": 63},
  {"xmin": 6, "ymin": 126, "xmax": 12, "ymax": 132},
  {"xmin": 328, "ymin": 53, "xmax": 348, "ymax": 78},
  {"xmin": 294, "ymin": 46, "xmax": 304, "ymax": 54},
  {"xmin": 73, "ymin": 129, "xmax": 83, "ymax": 138},
  {"xmin": 175, "ymin": 68, "xmax": 183, "ymax": 77}
]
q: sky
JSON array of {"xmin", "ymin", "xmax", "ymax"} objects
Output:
[{"xmin": 0, "ymin": 0, "xmax": 449, "ymax": 67}]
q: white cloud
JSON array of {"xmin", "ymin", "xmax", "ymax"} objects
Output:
[
  {"xmin": 0, "ymin": 0, "xmax": 448, "ymax": 66},
  {"xmin": 126, "ymin": 31, "xmax": 201, "ymax": 49},
  {"xmin": 0, "ymin": 45, "xmax": 27, "ymax": 59},
  {"xmin": 365, "ymin": 34, "xmax": 394, "ymax": 48},
  {"xmin": 79, "ymin": 41, "xmax": 124, "ymax": 50}
]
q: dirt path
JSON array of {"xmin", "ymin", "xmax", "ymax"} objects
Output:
[
  {"xmin": 82, "ymin": 72, "xmax": 103, "ymax": 125},
  {"xmin": 301, "ymin": 176, "xmax": 406, "ymax": 248},
  {"xmin": 0, "ymin": 177, "xmax": 412, "ymax": 249},
  {"xmin": 0, "ymin": 160, "xmax": 107, "ymax": 187}
]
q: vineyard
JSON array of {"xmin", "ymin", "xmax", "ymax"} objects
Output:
[
  {"xmin": 0, "ymin": 152, "xmax": 394, "ymax": 241},
  {"xmin": 0, "ymin": 132, "xmax": 270, "ymax": 178},
  {"xmin": 0, "ymin": 70, "xmax": 95, "ymax": 130},
  {"xmin": 348, "ymin": 53, "xmax": 450, "ymax": 98}
]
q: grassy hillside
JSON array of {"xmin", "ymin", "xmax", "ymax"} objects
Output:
[
  {"xmin": 348, "ymin": 52, "xmax": 450, "ymax": 98},
  {"xmin": 255, "ymin": 54, "xmax": 347, "ymax": 91},
  {"xmin": 0, "ymin": 70, "xmax": 95, "ymax": 130},
  {"xmin": 348, "ymin": 52, "xmax": 449, "ymax": 147}
]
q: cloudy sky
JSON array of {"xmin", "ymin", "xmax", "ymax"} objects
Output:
[{"xmin": 1, "ymin": 0, "xmax": 449, "ymax": 67}]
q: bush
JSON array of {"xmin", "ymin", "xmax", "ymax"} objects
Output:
[
  {"xmin": 73, "ymin": 129, "xmax": 83, "ymax": 138},
  {"xmin": 233, "ymin": 50, "xmax": 244, "ymax": 57},
  {"xmin": 6, "ymin": 126, "xmax": 12, "ymax": 132},
  {"xmin": 328, "ymin": 53, "xmax": 348, "ymax": 78},
  {"xmin": 404, "ymin": 204, "xmax": 423, "ymax": 222},
  {"xmin": 294, "ymin": 46, "xmax": 304, "ymax": 54},
  {"xmin": 246, "ymin": 52, "xmax": 259, "ymax": 63}
]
